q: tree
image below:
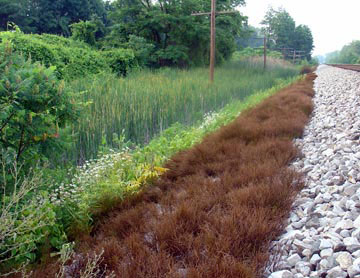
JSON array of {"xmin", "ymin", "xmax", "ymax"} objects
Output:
[
  {"xmin": 0, "ymin": 0, "xmax": 107, "ymax": 36},
  {"xmin": 0, "ymin": 39, "xmax": 80, "ymax": 165},
  {"xmin": 105, "ymin": 0, "xmax": 247, "ymax": 67},
  {"xmin": 261, "ymin": 7, "xmax": 295, "ymax": 49},
  {"xmin": 236, "ymin": 25, "xmax": 264, "ymax": 50},
  {"xmin": 261, "ymin": 7, "xmax": 314, "ymax": 61},
  {"xmin": 70, "ymin": 20, "xmax": 98, "ymax": 46},
  {"xmin": 293, "ymin": 25, "xmax": 314, "ymax": 60},
  {"xmin": 0, "ymin": 0, "xmax": 19, "ymax": 31}
]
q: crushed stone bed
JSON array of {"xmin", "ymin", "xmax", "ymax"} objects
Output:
[{"xmin": 267, "ymin": 65, "xmax": 360, "ymax": 278}]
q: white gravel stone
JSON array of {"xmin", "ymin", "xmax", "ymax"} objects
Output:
[
  {"xmin": 287, "ymin": 254, "xmax": 302, "ymax": 267},
  {"xmin": 348, "ymin": 264, "xmax": 360, "ymax": 278},
  {"xmin": 266, "ymin": 66, "xmax": 360, "ymax": 277},
  {"xmin": 269, "ymin": 270, "xmax": 294, "ymax": 278},
  {"xmin": 320, "ymin": 248, "xmax": 334, "ymax": 258},
  {"xmin": 354, "ymin": 216, "xmax": 360, "ymax": 229},
  {"xmin": 336, "ymin": 251, "xmax": 353, "ymax": 269},
  {"xmin": 344, "ymin": 237, "xmax": 360, "ymax": 252},
  {"xmin": 319, "ymin": 239, "xmax": 333, "ymax": 249},
  {"xmin": 335, "ymin": 219, "xmax": 354, "ymax": 231},
  {"xmin": 310, "ymin": 253, "xmax": 321, "ymax": 265},
  {"xmin": 327, "ymin": 266, "xmax": 347, "ymax": 278}
]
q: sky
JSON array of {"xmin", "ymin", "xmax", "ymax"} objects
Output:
[{"xmin": 239, "ymin": 0, "xmax": 360, "ymax": 56}]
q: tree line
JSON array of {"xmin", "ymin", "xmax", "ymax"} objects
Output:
[
  {"xmin": 325, "ymin": 41, "xmax": 360, "ymax": 64},
  {"xmin": 0, "ymin": 0, "xmax": 248, "ymax": 67},
  {"xmin": 0, "ymin": 1, "xmax": 315, "ymax": 67}
]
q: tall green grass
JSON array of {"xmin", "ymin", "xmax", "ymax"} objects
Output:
[{"xmin": 69, "ymin": 57, "xmax": 298, "ymax": 162}]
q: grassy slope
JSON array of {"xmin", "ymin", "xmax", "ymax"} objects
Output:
[
  {"xmin": 33, "ymin": 73, "xmax": 316, "ymax": 277},
  {"xmin": 68, "ymin": 58, "xmax": 298, "ymax": 163},
  {"xmin": 53, "ymin": 75, "xmax": 301, "ymax": 232}
]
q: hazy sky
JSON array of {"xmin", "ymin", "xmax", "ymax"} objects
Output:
[{"xmin": 239, "ymin": 0, "xmax": 360, "ymax": 56}]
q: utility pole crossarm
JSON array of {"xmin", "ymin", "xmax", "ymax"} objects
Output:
[
  {"xmin": 190, "ymin": 2, "xmax": 237, "ymax": 82},
  {"xmin": 191, "ymin": 10, "xmax": 237, "ymax": 16}
]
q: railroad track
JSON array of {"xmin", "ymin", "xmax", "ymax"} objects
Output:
[{"xmin": 326, "ymin": 64, "xmax": 360, "ymax": 72}]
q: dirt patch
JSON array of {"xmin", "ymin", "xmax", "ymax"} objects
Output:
[{"xmin": 33, "ymin": 73, "xmax": 316, "ymax": 278}]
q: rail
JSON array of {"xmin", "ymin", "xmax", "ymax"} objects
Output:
[{"xmin": 326, "ymin": 64, "xmax": 360, "ymax": 72}]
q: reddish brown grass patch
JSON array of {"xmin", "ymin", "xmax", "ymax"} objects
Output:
[{"xmin": 32, "ymin": 73, "xmax": 316, "ymax": 278}]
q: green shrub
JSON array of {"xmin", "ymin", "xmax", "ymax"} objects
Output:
[
  {"xmin": 70, "ymin": 20, "xmax": 97, "ymax": 46},
  {"xmin": 31, "ymin": 34, "xmax": 91, "ymax": 49},
  {"xmin": 0, "ymin": 155, "xmax": 67, "ymax": 274},
  {"xmin": 0, "ymin": 31, "xmax": 137, "ymax": 80},
  {"xmin": 0, "ymin": 40, "xmax": 80, "ymax": 167},
  {"xmin": 233, "ymin": 47, "xmax": 283, "ymax": 60},
  {"xmin": 103, "ymin": 48, "xmax": 138, "ymax": 76}
]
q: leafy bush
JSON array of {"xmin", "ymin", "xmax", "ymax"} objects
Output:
[
  {"xmin": 233, "ymin": 47, "xmax": 283, "ymax": 60},
  {"xmin": 0, "ymin": 31, "xmax": 137, "ymax": 80},
  {"xmin": 31, "ymin": 34, "xmax": 91, "ymax": 49},
  {"xmin": 0, "ymin": 40, "xmax": 79, "ymax": 166},
  {"xmin": 70, "ymin": 20, "xmax": 97, "ymax": 46},
  {"xmin": 124, "ymin": 35, "xmax": 155, "ymax": 67},
  {"xmin": 103, "ymin": 49, "xmax": 138, "ymax": 76},
  {"xmin": 0, "ymin": 155, "xmax": 67, "ymax": 275}
]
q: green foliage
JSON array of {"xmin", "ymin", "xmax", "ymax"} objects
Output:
[
  {"xmin": 56, "ymin": 74, "xmax": 301, "ymax": 231},
  {"xmin": 0, "ymin": 0, "xmax": 107, "ymax": 35},
  {"xmin": 261, "ymin": 7, "xmax": 314, "ymax": 61},
  {"xmin": 236, "ymin": 25, "xmax": 264, "ymax": 49},
  {"xmin": 232, "ymin": 47, "xmax": 283, "ymax": 59},
  {"xmin": 103, "ymin": 48, "xmax": 138, "ymax": 76},
  {"xmin": 106, "ymin": 0, "xmax": 247, "ymax": 67},
  {"xmin": 0, "ymin": 31, "xmax": 137, "ymax": 80},
  {"xmin": 0, "ymin": 157, "xmax": 67, "ymax": 274},
  {"xmin": 0, "ymin": 1, "xmax": 22, "ymax": 31},
  {"xmin": 326, "ymin": 41, "xmax": 360, "ymax": 64},
  {"xmin": 293, "ymin": 25, "xmax": 314, "ymax": 61},
  {"xmin": 68, "ymin": 58, "xmax": 298, "ymax": 163},
  {"xmin": 70, "ymin": 20, "xmax": 97, "ymax": 46},
  {"xmin": 0, "ymin": 40, "xmax": 79, "ymax": 166},
  {"xmin": 123, "ymin": 35, "xmax": 155, "ymax": 67}
]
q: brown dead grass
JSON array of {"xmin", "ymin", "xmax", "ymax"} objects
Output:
[{"xmin": 32, "ymin": 73, "xmax": 316, "ymax": 278}]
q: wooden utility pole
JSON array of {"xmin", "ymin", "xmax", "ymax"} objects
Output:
[
  {"xmin": 210, "ymin": 0, "xmax": 216, "ymax": 82},
  {"xmin": 192, "ymin": 1, "xmax": 237, "ymax": 82}
]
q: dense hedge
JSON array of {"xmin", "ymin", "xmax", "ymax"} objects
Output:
[
  {"xmin": 0, "ymin": 32, "xmax": 137, "ymax": 80},
  {"xmin": 232, "ymin": 47, "xmax": 283, "ymax": 60}
]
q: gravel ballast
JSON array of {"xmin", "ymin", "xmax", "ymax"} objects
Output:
[{"xmin": 266, "ymin": 65, "xmax": 360, "ymax": 278}]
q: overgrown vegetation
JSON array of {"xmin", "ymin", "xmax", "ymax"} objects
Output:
[
  {"xmin": 30, "ymin": 73, "xmax": 316, "ymax": 278},
  {"xmin": 0, "ymin": 39, "xmax": 80, "ymax": 172},
  {"xmin": 0, "ymin": 31, "xmax": 137, "ymax": 80},
  {"xmin": 0, "ymin": 1, "xmax": 313, "ymax": 275},
  {"xmin": 0, "ymin": 68, "xmax": 300, "ymax": 275},
  {"xmin": 69, "ymin": 57, "xmax": 297, "ymax": 163},
  {"xmin": 232, "ymin": 47, "xmax": 283, "ymax": 59}
]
